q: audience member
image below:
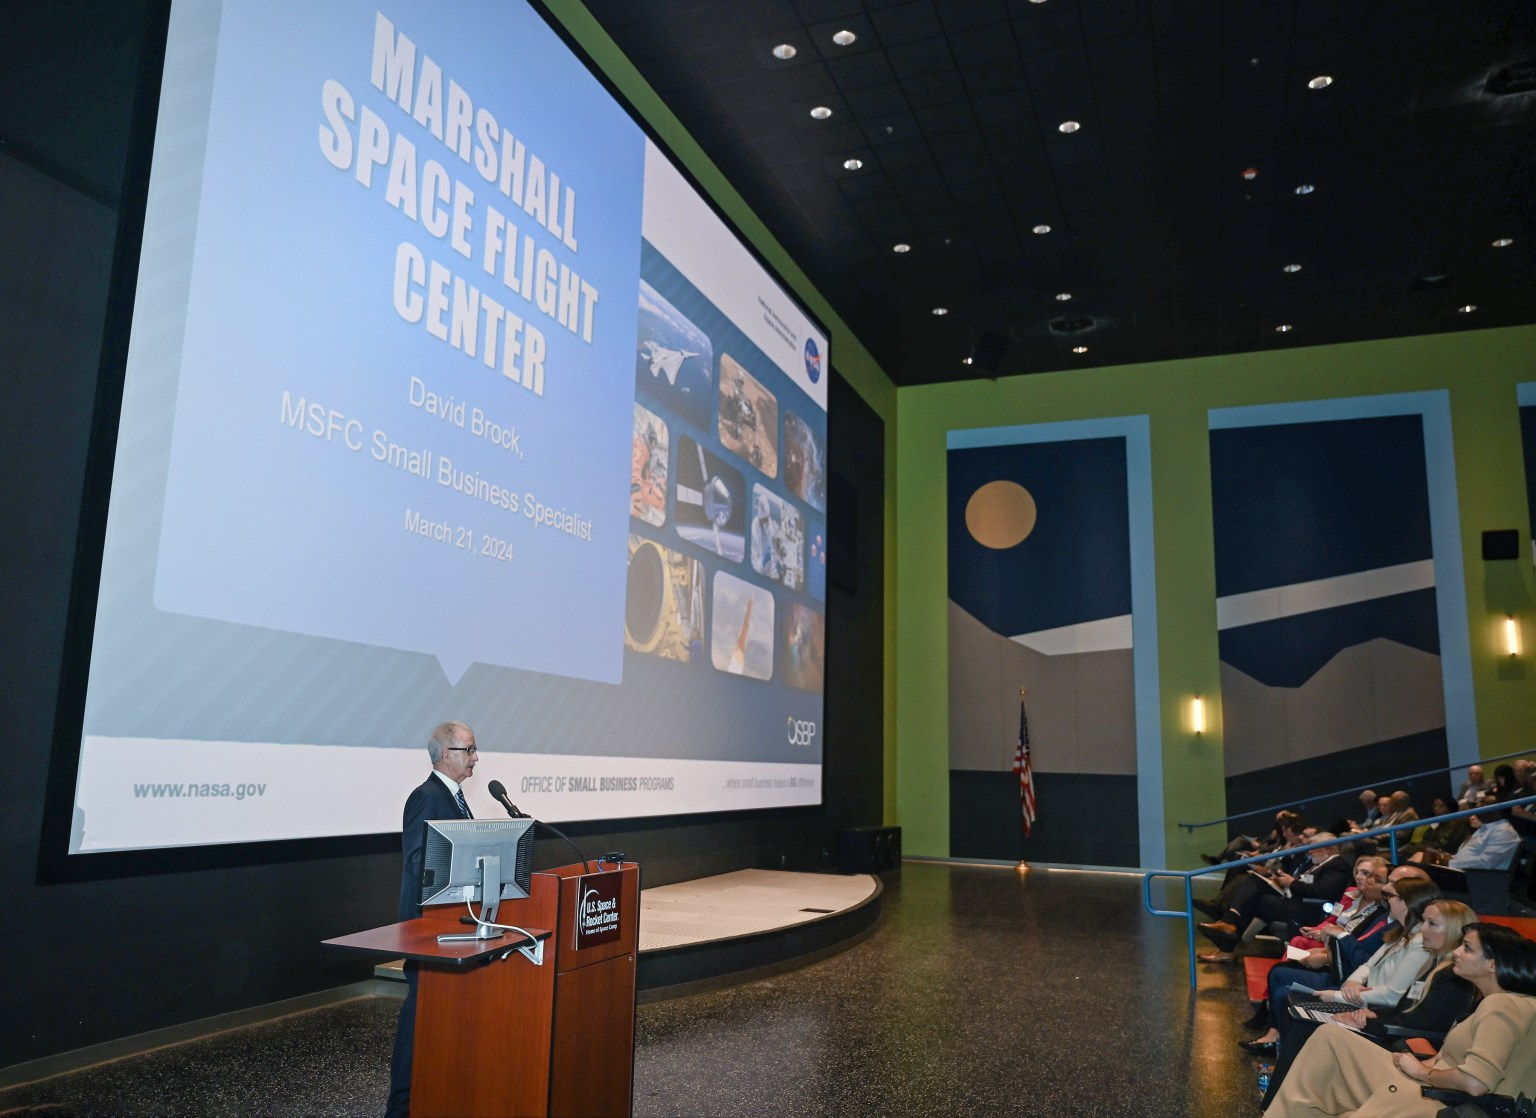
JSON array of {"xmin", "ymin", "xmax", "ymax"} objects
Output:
[
  {"xmin": 1198, "ymin": 822, "xmax": 1336, "ymax": 960},
  {"xmin": 1381, "ymin": 790, "xmax": 1418, "ymax": 828},
  {"xmin": 1457, "ymin": 764, "xmax": 1491, "ymax": 809},
  {"xmin": 1264, "ymin": 923, "xmax": 1536, "ymax": 1116},
  {"xmin": 1346, "ymin": 790, "xmax": 1382, "ymax": 834},
  {"xmin": 1448, "ymin": 797, "xmax": 1521, "ymax": 871},
  {"xmin": 1242, "ymin": 874, "xmax": 1438, "ymax": 1053},
  {"xmin": 1261, "ymin": 897, "xmax": 1476, "ymax": 1104}
]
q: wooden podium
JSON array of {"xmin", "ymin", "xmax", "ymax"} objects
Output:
[{"xmin": 327, "ymin": 861, "xmax": 640, "ymax": 1117}]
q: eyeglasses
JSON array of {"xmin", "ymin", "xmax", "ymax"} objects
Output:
[{"xmin": 445, "ymin": 746, "xmax": 478, "ymax": 755}]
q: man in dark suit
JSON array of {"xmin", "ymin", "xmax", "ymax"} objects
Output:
[{"xmin": 387, "ymin": 721, "xmax": 478, "ymax": 1118}]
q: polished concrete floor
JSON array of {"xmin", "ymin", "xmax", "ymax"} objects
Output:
[{"xmin": 0, "ymin": 863, "xmax": 1259, "ymax": 1117}]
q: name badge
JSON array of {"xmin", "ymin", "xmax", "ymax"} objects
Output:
[
  {"xmin": 1300, "ymin": 873, "xmax": 1314, "ymax": 884},
  {"xmin": 1408, "ymin": 980, "xmax": 1425, "ymax": 1000}
]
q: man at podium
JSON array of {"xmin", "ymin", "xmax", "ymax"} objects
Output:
[{"xmin": 386, "ymin": 721, "xmax": 479, "ymax": 1118}]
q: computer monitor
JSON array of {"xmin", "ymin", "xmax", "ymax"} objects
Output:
[{"xmin": 419, "ymin": 818, "xmax": 535, "ymax": 918}]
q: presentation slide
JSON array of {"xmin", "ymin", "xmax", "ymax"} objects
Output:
[{"xmin": 67, "ymin": 0, "xmax": 829, "ymax": 854}]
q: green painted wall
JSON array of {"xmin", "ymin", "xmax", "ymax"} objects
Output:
[{"xmin": 895, "ymin": 327, "xmax": 1536, "ymax": 866}]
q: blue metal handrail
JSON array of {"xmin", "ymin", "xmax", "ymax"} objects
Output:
[
  {"xmin": 1175, "ymin": 748, "xmax": 1535, "ymax": 833},
  {"xmin": 1144, "ymin": 794, "xmax": 1536, "ymax": 989}
]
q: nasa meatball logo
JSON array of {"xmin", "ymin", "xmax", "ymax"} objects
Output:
[{"xmin": 803, "ymin": 337, "xmax": 821, "ymax": 384}]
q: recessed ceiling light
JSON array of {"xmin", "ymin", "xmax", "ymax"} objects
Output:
[
  {"xmin": 810, "ymin": 106, "xmax": 832, "ymax": 120},
  {"xmin": 1493, "ymin": 237, "xmax": 1514, "ymax": 248},
  {"xmin": 1058, "ymin": 120, "xmax": 1080, "ymax": 133},
  {"xmin": 1242, "ymin": 167, "xmax": 1259, "ymax": 181},
  {"xmin": 1055, "ymin": 292, "xmax": 1072, "ymax": 301},
  {"xmin": 771, "ymin": 43, "xmax": 797, "ymax": 60},
  {"xmin": 843, "ymin": 158, "xmax": 863, "ymax": 170},
  {"xmin": 1275, "ymin": 324, "xmax": 1293, "ymax": 333},
  {"xmin": 932, "ymin": 307, "xmax": 949, "ymax": 316},
  {"xmin": 1032, "ymin": 224, "xmax": 1051, "ymax": 234},
  {"xmin": 1458, "ymin": 304, "xmax": 1477, "ymax": 314},
  {"xmin": 1308, "ymin": 75, "xmax": 1333, "ymax": 89},
  {"xmin": 1283, "ymin": 263, "xmax": 1302, "ymax": 273},
  {"xmin": 893, "ymin": 243, "xmax": 911, "ymax": 254},
  {"xmin": 832, "ymin": 29, "xmax": 856, "ymax": 46},
  {"xmin": 1072, "ymin": 346, "xmax": 1088, "ymax": 354},
  {"xmin": 962, "ymin": 356, "xmax": 973, "ymax": 365},
  {"xmin": 1295, "ymin": 184, "xmax": 1315, "ymax": 195}
]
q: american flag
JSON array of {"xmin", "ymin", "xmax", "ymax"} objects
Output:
[{"xmin": 1011, "ymin": 691, "xmax": 1037, "ymax": 837}]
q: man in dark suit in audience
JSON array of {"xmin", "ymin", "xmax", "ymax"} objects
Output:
[
  {"xmin": 387, "ymin": 721, "xmax": 479, "ymax": 1118},
  {"xmin": 1199, "ymin": 834, "xmax": 1352, "ymax": 955}
]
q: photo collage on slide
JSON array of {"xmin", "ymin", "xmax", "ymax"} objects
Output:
[{"xmin": 626, "ymin": 255, "xmax": 826, "ymax": 690}]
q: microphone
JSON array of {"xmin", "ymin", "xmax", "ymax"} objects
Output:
[
  {"xmin": 486, "ymin": 779, "xmax": 591, "ymax": 872},
  {"xmin": 487, "ymin": 779, "xmax": 528, "ymax": 819}
]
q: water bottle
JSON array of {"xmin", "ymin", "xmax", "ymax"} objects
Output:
[{"xmin": 1257, "ymin": 1062, "xmax": 1273, "ymax": 1098}]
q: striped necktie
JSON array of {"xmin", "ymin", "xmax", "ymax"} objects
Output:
[{"xmin": 455, "ymin": 789, "xmax": 471, "ymax": 818}]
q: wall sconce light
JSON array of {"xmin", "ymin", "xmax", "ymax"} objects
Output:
[
  {"xmin": 1505, "ymin": 616, "xmax": 1521, "ymax": 657},
  {"xmin": 1191, "ymin": 696, "xmax": 1206, "ymax": 734}
]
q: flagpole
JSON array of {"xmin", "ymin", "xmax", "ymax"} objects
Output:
[{"xmin": 1016, "ymin": 686, "xmax": 1030, "ymax": 875}]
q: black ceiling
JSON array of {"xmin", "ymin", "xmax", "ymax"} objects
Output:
[{"xmin": 584, "ymin": 0, "xmax": 1536, "ymax": 386}]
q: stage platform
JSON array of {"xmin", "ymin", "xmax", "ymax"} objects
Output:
[{"xmin": 376, "ymin": 869, "xmax": 883, "ymax": 1003}]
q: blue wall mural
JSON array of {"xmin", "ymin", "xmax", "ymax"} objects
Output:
[
  {"xmin": 947, "ymin": 436, "xmax": 1141, "ymax": 867},
  {"xmin": 1209, "ymin": 413, "xmax": 1447, "ymax": 824}
]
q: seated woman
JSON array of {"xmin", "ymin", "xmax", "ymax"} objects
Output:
[
  {"xmin": 1260, "ymin": 898, "xmax": 1477, "ymax": 1103},
  {"xmin": 1241, "ymin": 858, "xmax": 1394, "ymax": 1034},
  {"xmin": 1401, "ymin": 795, "xmax": 1473, "ymax": 862},
  {"xmin": 1264, "ymin": 922, "xmax": 1536, "ymax": 1116},
  {"xmin": 1242, "ymin": 875, "xmax": 1438, "ymax": 1053},
  {"xmin": 1288, "ymin": 855, "xmax": 1389, "ymax": 954}
]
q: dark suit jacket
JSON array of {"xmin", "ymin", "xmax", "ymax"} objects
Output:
[
  {"xmin": 398, "ymin": 773, "xmax": 465, "ymax": 921},
  {"xmin": 1287, "ymin": 854, "xmax": 1352, "ymax": 904}
]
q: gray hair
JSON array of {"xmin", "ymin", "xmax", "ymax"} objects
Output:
[{"xmin": 427, "ymin": 721, "xmax": 472, "ymax": 763}]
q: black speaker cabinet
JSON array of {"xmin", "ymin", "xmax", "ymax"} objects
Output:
[
  {"xmin": 839, "ymin": 825, "xmax": 901, "ymax": 876},
  {"xmin": 1483, "ymin": 529, "xmax": 1520, "ymax": 561}
]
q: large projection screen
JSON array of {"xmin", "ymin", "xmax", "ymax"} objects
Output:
[{"xmin": 65, "ymin": 0, "xmax": 829, "ymax": 855}]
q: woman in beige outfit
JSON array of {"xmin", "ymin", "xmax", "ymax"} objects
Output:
[{"xmin": 1265, "ymin": 923, "xmax": 1536, "ymax": 1117}]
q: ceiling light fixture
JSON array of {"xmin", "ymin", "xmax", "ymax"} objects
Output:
[
  {"xmin": 1032, "ymin": 224, "xmax": 1051, "ymax": 234},
  {"xmin": 1242, "ymin": 167, "xmax": 1259, "ymax": 180},
  {"xmin": 1275, "ymin": 324, "xmax": 1293, "ymax": 333},
  {"xmin": 893, "ymin": 243, "xmax": 911, "ymax": 254},
  {"xmin": 1055, "ymin": 292, "xmax": 1072, "ymax": 301},
  {"xmin": 1072, "ymin": 345, "xmax": 1088, "ymax": 354},
  {"xmin": 1308, "ymin": 75, "xmax": 1333, "ymax": 89},
  {"xmin": 1294, "ymin": 184, "xmax": 1315, "ymax": 195},
  {"xmin": 771, "ymin": 44, "xmax": 797, "ymax": 60},
  {"xmin": 1283, "ymin": 263, "xmax": 1302, "ymax": 273},
  {"xmin": 962, "ymin": 356, "xmax": 973, "ymax": 365},
  {"xmin": 1058, "ymin": 120, "xmax": 1080, "ymax": 133},
  {"xmin": 1493, "ymin": 237, "xmax": 1514, "ymax": 248},
  {"xmin": 810, "ymin": 106, "xmax": 832, "ymax": 120},
  {"xmin": 932, "ymin": 307, "xmax": 949, "ymax": 316},
  {"xmin": 832, "ymin": 29, "xmax": 856, "ymax": 46},
  {"xmin": 1458, "ymin": 305, "xmax": 1477, "ymax": 314},
  {"xmin": 843, "ymin": 158, "xmax": 863, "ymax": 170}
]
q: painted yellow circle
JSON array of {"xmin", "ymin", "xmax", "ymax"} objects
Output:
[{"xmin": 965, "ymin": 481, "xmax": 1037, "ymax": 549}]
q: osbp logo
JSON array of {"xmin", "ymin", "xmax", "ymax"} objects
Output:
[
  {"xmin": 787, "ymin": 716, "xmax": 818, "ymax": 746},
  {"xmin": 803, "ymin": 337, "xmax": 821, "ymax": 384}
]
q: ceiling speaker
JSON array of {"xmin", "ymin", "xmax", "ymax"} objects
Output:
[{"xmin": 972, "ymin": 331, "xmax": 1010, "ymax": 373}]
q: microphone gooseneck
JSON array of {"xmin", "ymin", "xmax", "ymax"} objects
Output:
[{"xmin": 486, "ymin": 779, "xmax": 526, "ymax": 818}]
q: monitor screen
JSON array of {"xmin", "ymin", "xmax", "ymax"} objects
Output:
[
  {"xmin": 60, "ymin": 0, "xmax": 829, "ymax": 857},
  {"xmin": 421, "ymin": 818, "xmax": 536, "ymax": 907}
]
